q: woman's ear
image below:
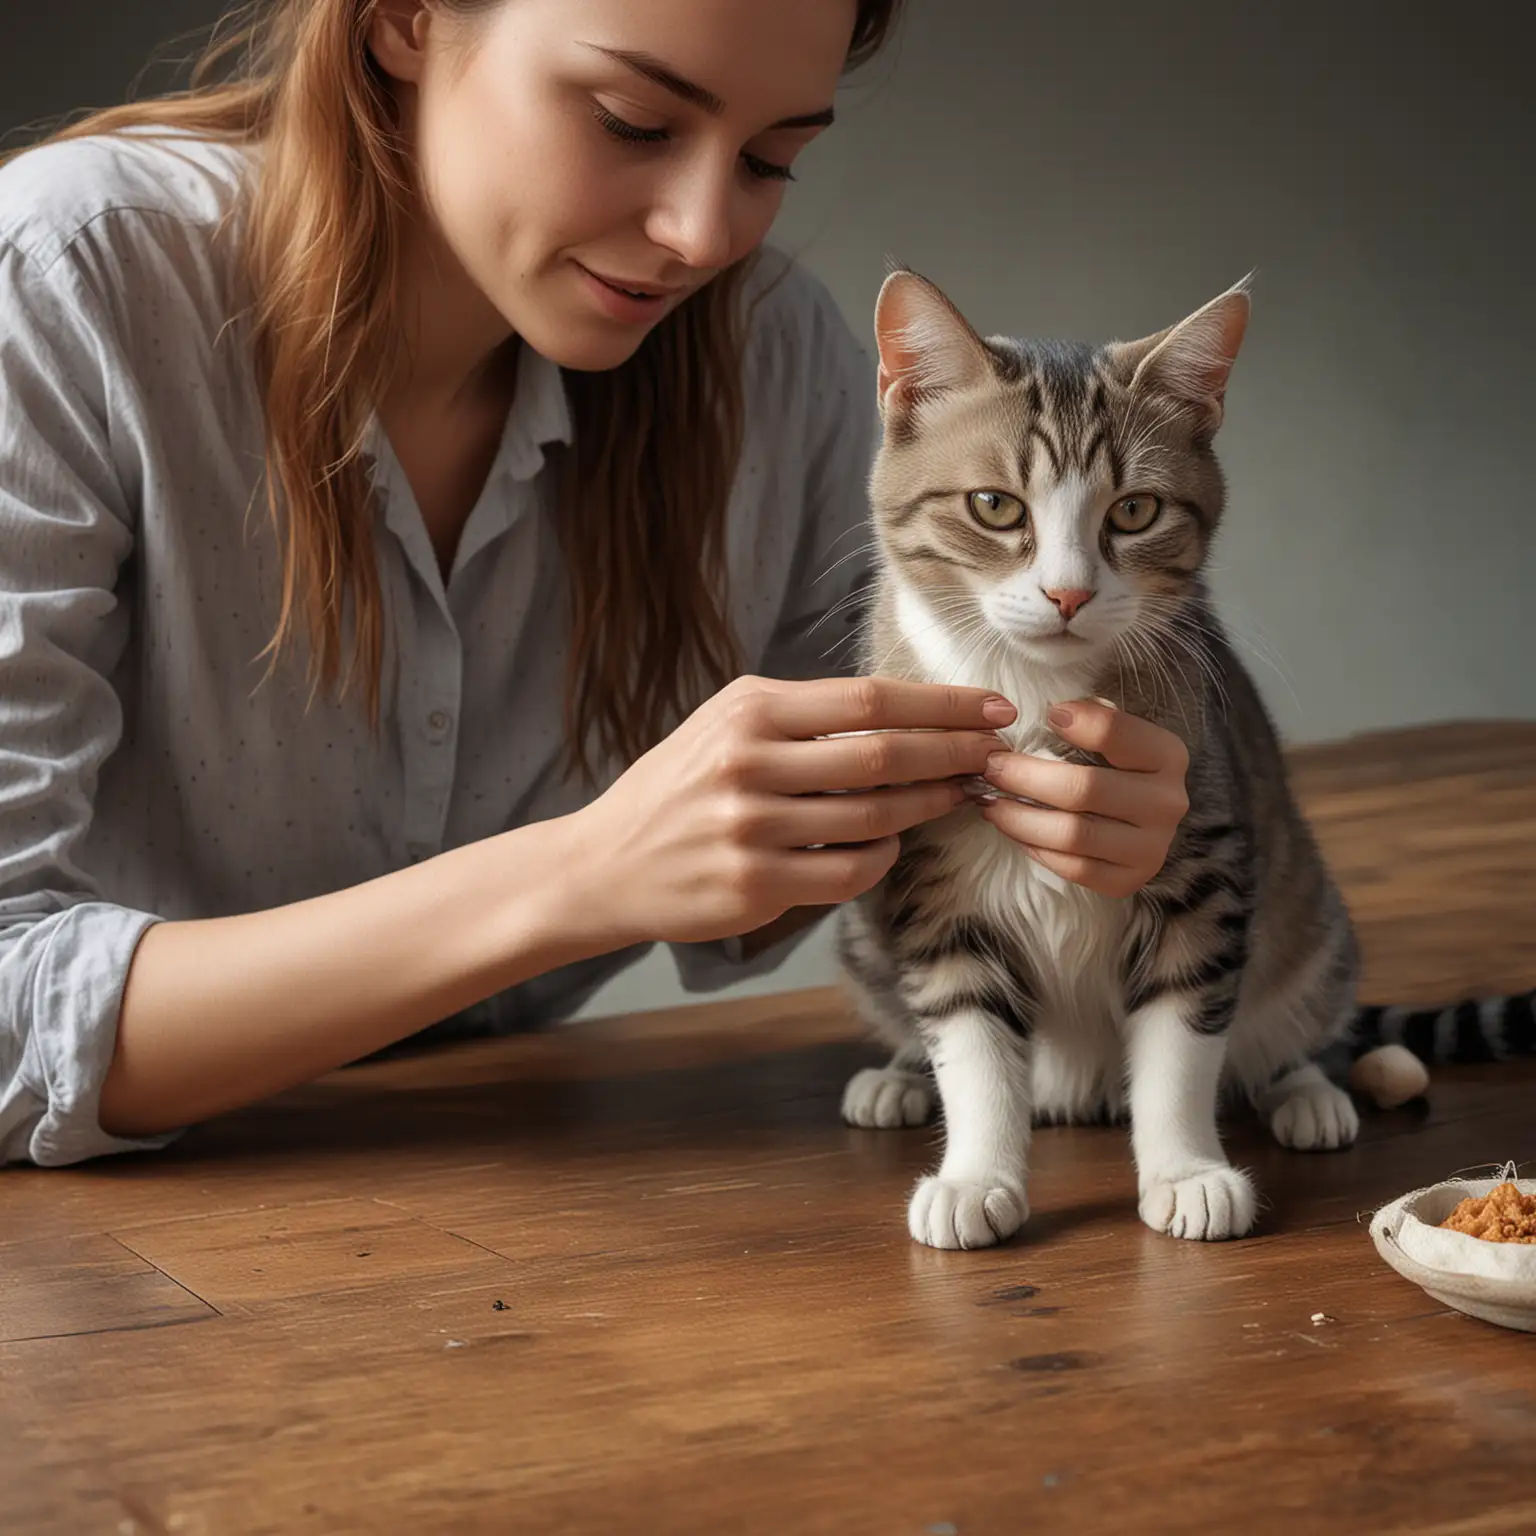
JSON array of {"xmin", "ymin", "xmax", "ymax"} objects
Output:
[{"xmin": 367, "ymin": 1, "xmax": 433, "ymax": 84}]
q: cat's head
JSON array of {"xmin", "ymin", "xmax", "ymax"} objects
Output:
[{"xmin": 869, "ymin": 270, "xmax": 1250, "ymax": 681}]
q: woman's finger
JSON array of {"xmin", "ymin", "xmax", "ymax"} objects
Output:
[
  {"xmin": 768, "ymin": 838, "xmax": 904, "ymax": 906},
  {"xmin": 1046, "ymin": 698, "xmax": 1189, "ymax": 777},
  {"xmin": 766, "ymin": 730, "xmax": 1005, "ymax": 793},
  {"xmin": 759, "ymin": 675, "xmax": 1017, "ymax": 741},
  {"xmin": 981, "ymin": 753, "xmax": 1170, "ymax": 827},
  {"xmin": 757, "ymin": 781, "xmax": 967, "ymax": 845},
  {"xmin": 976, "ymin": 797, "xmax": 1153, "ymax": 867},
  {"xmin": 1003, "ymin": 842, "xmax": 1147, "ymax": 900}
]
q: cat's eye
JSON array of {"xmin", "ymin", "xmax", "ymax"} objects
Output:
[
  {"xmin": 1108, "ymin": 494, "xmax": 1163, "ymax": 534},
  {"xmin": 967, "ymin": 490, "xmax": 1028, "ymax": 531}
]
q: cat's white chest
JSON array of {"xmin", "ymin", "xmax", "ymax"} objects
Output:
[
  {"xmin": 944, "ymin": 812, "xmax": 1123, "ymax": 980},
  {"xmin": 938, "ymin": 811, "xmax": 1132, "ymax": 1121}
]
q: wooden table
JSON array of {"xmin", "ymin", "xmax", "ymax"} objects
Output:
[{"xmin": 3, "ymin": 723, "xmax": 1534, "ymax": 1536}]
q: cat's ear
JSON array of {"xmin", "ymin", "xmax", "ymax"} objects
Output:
[
  {"xmin": 1112, "ymin": 275, "xmax": 1252, "ymax": 436},
  {"xmin": 873, "ymin": 270, "xmax": 994, "ymax": 421}
]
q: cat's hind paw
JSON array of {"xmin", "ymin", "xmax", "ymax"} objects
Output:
[
  {"xmin": 908, "ymin": 1175, "xmax": 1028, "ymax": 1250},
  {"xmin": 841, "ymin": 1067, "xmax": 934, "ymax": 1129},
  {"xmin": 1139, "ymin": 1164, "xmax": 1257, "ymax": 1241}
]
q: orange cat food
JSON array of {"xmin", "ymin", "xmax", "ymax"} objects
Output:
[{"xmin": 1439, "ymin": 1182, "xmax": 1536, "ymax": 1244}]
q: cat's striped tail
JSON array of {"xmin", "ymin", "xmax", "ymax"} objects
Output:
[{"xmin": 1345, "ymin": 989, "xmax": 1536, "ymax": 1108}]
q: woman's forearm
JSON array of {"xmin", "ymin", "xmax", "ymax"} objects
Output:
[{"xmin": 99, "ymin": 813, "xmax": 619, "ymax": 1137}]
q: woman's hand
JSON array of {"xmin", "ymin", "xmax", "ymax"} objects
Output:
[
  {"xmin": 574, "ymin": 674, "xmax": 1015, "ymax": 947},
  {"xmin": 977, "ymin": 700, "xmax": 1190, "ymax": 898}
]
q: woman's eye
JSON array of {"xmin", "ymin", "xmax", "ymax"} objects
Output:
[
  {"xmin": 742, "ymin": 152, "xmax": 795, "ymax": 183},
  {"xmin": 967, "ymin": 490, "xmax": 1028, "ymax": 531},
  {"xmin": 592, "ymin": 103, "xmax": 794, "ymax": 184},
  {"xmin": 1108, "ymin": 494, "xmax": 1163, "ymax": 533},
  {"xmin": 592, "ymin": 103, "xmax": 668, "ymax": 145}
]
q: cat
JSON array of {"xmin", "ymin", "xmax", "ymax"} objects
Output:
[{"xmin": 837, "ymin": 268, "xmax": 1534, "ymax": 1249}]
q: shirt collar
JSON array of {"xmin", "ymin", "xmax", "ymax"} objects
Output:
[
  {"xmin": 362, "ymin": 339, "xmax": 573, "ymax": 488},
  {"xmin": 502, "ymin": 340, "xmax": 574, "ymax": 480}
]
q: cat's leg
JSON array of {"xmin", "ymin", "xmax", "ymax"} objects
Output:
[
  {"xmin": 1126, "ymin": 994, "xmax": 1257, "ymax": 1241},
  {"xmin": 903, "ymin": 946, "xmax": 1036, "ymax": 1250},
  {"xmin": 909, "ymin": 1005, "xmax": 1032, "ymax": 1248},
  {"xmin": 1234, "ymin": 918, "xmax": 1361, "ymax": 1151},
  {"xmin": 838, "ymin": 903, "xmax": 933, "ymax": 1129}
]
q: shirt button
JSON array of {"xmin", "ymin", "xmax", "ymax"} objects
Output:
[{"xmin": 427, "ymin": 709, "xmax": 453, "ymax": 737}]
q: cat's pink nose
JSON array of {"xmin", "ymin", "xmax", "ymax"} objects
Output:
[{"xmin": 1044, "ymin": 588, "xmax": 1095, "ymax": 621}]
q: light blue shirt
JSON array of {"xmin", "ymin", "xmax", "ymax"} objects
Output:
[{"xmin": 0, "ymin": 132, "xmax": 877, "ymax": 1167}]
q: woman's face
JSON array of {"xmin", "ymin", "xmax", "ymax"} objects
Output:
[{"xmin": 377, "ymin": 0, "xmax": 856, "ymax": 371}]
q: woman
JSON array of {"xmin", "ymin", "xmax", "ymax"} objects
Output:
[{"xmin": 0, "ymin": 0, "xmax": 1190, "ymax": 1167}]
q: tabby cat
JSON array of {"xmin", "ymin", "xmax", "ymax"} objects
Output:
[{"xmin": 838, "ymin": 270, "xmax": 1533, "ymax": 1249}]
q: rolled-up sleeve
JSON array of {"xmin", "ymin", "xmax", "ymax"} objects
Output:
[{"xmin": 0, "ymin": 238, "xmax": 169, "ymax": 1167}]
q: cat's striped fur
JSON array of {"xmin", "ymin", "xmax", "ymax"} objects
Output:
[{"xmin": 839, "ymin": 270, "xmax": 1532, "ymax": 1250}]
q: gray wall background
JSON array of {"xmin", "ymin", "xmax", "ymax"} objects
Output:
[{"xmin": 7, "ymin": 1, "xmax": 1532, "ymax": 1017}]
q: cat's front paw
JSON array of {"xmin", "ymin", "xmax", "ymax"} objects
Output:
[
  {"xmin": 1269, "ymin": 1081, "xmax": 1359, "ymax": 1151},
  {"xmin": 841, "ymin": 1067, "xmax": 934, "ymax": 1129},
  {"xmin": 908, "ymin": 1175, "xmax": 1028, "ymax": 1250},
  {"xmin": 1138, "ymin": 1164, "xmax": 1256, "ymax": 1241}
]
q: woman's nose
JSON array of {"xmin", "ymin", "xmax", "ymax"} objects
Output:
[{"xmin": 645, "ymin": 155, "xmax": 737, "ymax": 273}]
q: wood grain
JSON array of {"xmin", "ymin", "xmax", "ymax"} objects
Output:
[
  {"xmin": 1, "ymin": 720, "xmax": 1533, "ymax": 1536},
  {"xmin": 0, "ymin": 1233, "xmax": 215, "ymax": 1343}
]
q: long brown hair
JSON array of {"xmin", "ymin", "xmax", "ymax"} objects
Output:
[{"xmin": 5, "ymin": 0, "xmax": 901, "ymax": 773}]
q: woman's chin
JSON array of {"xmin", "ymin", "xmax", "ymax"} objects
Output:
[{"xmin": 514, "ymin": 317, "xmax": 651, "ymax": 374}]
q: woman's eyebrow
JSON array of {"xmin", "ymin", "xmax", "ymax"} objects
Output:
[{"xmin": 580, "ymin": 44, "xmax": 836, "ymax": 130}]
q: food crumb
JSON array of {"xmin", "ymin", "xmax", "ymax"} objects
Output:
[
  {"xmin": 1440, "ymin": 1182, "xmax": 1536, "ymax": 1243},
  {"xmin": 1310, "ymin": 1313, "xmax": 1335, "ymax": 1325}
]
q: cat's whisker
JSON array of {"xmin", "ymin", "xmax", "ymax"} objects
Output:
[
  {"xmin": 1134, "ymin": 587, "xmax": 1297, "ymax": 712},
  {"xmin": 1138, "ymin": 624, "xmax": 1205, "ymax": 731},
  {"xmin": 1137, "ymin": 613, "xmax": 1230, "ymax": 718},
  {"xmin": 1117, "ymin": 626, "xmax": 1187, "ymax": 730},
  {"xmin": 1131, "ymin": 608, "xmax": 1234, "ymax": 703},
  {"xmin": 804, "ymin": 578, "xmax": 877, "ymax": 641},
  {"xmin": 864, "ymin": 599, "xmax": 991, "ymax": 673},
  {"xmin": 810, "ymin": 539, "xmax": 882, "ymax": 590}
]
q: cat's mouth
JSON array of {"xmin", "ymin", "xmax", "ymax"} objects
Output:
[
  {"xmin": 995, "ymin": 625, "xmax": 1102, "ymax": 668},
  {"xmin": 1004, "ymin": 625, "xmax": 1093, "ymax": 649}
]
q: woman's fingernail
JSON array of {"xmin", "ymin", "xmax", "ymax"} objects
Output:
[
  {"xmin": 982, "ymin": 696, "xmax": 1017, "ymax": 724},
  {"xmin": 1048, "ymin": 705, "xmax": 1074, "ymax": 730},
  {"xmin": 985, "ymin": 751, "xmax": 1009, "ymax": 779}
]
